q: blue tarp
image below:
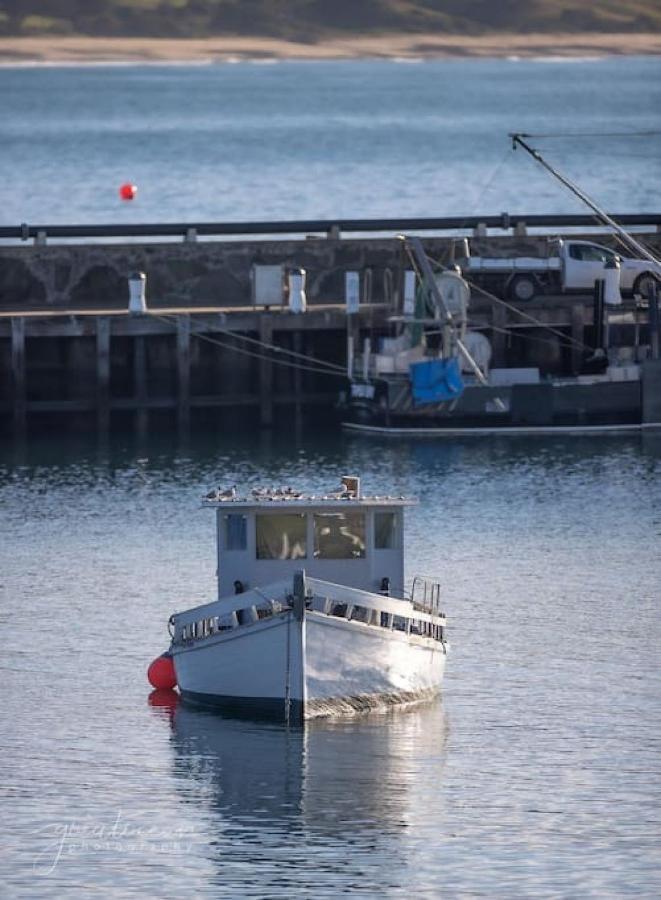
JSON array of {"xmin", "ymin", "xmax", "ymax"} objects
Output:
[{"xmin": 410, "ymin": 357, "xmax": 464, "ymax": 406}]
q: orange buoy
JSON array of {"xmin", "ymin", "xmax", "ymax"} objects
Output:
[
  {"xmin": 147, "ymin": 653, "xmax": 177, "ymax": 690},
  {"xmin": 119, "ymin": 182, "xmax": 137, "ymax": 201}
]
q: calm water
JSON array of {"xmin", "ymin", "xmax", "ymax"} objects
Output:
[
  {"xmin": 1, "ymin": 56, "xmax": 661, "ymax": 896},
  {"xmin": 1, "ymin": 57, "xmax": 660, "ymax": 226},
  {"xmin": 1, "ymin": 431, "xmax": 660, "ymax": 896}
]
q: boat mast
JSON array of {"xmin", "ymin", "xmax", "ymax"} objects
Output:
[
  {"xmin": 398, "ymin": 234, "xmax": 492, "ymax": 389},
  {"xmin": 510, "ymin": 133, "xmax": 660, "ymax": 266}
]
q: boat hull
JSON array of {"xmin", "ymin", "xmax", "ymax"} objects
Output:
[
  {"xmin": 343, "ymin": 377, "xmax": 643, "ymax": 433},
  {"xmin": 173, "ymin": 610, "xmax": 446, "ymax": 722}
]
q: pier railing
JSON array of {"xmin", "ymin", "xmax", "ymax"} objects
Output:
[{"xmin": 1, "ymin": 213, "xmax": 660, "ymax": 243}]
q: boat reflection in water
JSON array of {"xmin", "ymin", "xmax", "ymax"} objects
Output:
[{"xmin": 165, "ymin": 699, "xmax": 448, "ymax": 887}]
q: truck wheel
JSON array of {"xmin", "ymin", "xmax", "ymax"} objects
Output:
[
  {"xmin": 633, "ymin": 272, "xmax": 660, "ymax": 300},
  {"xmin": 508, "ymin": 274, "xmax": 537, "ymax": 302}
]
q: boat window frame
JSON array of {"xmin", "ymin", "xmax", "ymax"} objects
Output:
[
  {"xmin": 312, "ymin": 510, "xmax": 367, "ymax": 560},
  {"xmin": 255, "ymin": 511, "xmax": 308, "ymax": 561},
  {"xmin": 373, "ymin": 510, "xmax": 399, "ymax": 550},
  {"xmin": 224, "ymin": 513, "xmax": 248, "ymax": 551}
]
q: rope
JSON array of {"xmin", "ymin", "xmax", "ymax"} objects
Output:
[{"xmin": 154, "ymin": 312, "xmax": 347, "ymax": 379}]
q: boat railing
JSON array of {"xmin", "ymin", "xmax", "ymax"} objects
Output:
[
  {"xmin": 171, "ymin": 577, "xmax": 447, "ymax": 648},
  {"xmin": 410, "ymin": 576, "xmax": 444, "ymax": 616}
]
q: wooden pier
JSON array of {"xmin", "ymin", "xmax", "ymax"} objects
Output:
[
  {"xmin": 0, "ymin": 297, "xmax": 652, "ymax": 437},
  {"xmin": 0, "ymin": 216, "xmax": 658, "ymax": 436},
  {"xmin": 0, "ymin": 305, "xmax": 374, "ymax": 435}
]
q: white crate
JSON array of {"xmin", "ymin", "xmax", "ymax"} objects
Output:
[{"xmin": 251, "ymin": 265, "xmax": 284, "ymax": 306}]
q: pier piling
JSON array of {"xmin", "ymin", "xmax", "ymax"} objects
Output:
[
  {"xmin": 259, "ymin": 315, "xmax": 274, "ymax": 428},
  {"xmin": 11, "ymin": 317, "xmax": 26, "ymax": 436},
  {"xmin": 177, "ymin": 315, "xmax": 191, "ymax": 433},
  {"xmin": 96, "ymin": 316, "xmax": 111, "ymax": 433}
]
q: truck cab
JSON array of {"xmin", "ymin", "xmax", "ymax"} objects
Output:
[{"xmin": 564, "ymin": 240, "xmax": 660, "ymax": 295}]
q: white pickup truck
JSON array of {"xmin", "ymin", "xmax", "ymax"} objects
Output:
[{"xmin": 459, "ymin": 238, "xmax": 660, "ymax": 302}]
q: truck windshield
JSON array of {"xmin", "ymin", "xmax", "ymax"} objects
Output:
[{"xmin": 570, "ymin": 244, "xmax": 615, "ymax": 262}]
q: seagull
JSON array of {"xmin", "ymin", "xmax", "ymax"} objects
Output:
[{"xmin": 218, "ymin": 486, "xmax": 237, "ymax": 501}]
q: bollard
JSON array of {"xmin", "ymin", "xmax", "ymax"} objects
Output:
[
  {"xmin": 362, "ymin": 337, "xmax": 371, "ymax": 381},
  {"xmin": 128, "ymin": 272, "xmax": 147, "ymax": 315},
  {"xmin": 452, "ymin": 238, "xmax": 470, "ymax": 263},
  {"xmin": 345, "ymin": 272, "xmax": 360, "ymax": 314},
  {"xmin": 403, "ymin": 270, "xmax": 416, "ymax": 316},
  {"xmin": 603, "ymin": 256, "xmax": 622, "ymax": 306},
  {"xmin": 287, "ymin": 268, "xmax": 306, "ymax": 314}
]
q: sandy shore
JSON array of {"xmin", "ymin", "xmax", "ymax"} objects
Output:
[{"xmin": 0, "ymin": 32, "xmax": 660, "ymax": 64}]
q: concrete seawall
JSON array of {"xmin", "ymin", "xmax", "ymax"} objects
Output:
[{"xmin": 4, "ymin": 232, "xmax": 659, "ymax": 312}]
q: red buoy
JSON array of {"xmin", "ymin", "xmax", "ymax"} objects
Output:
[
  {"xmin": 147, "ymin": 653, "xmax": 177, "ymax": 690},
  {"xmin": 119, "ymin": 182, "xmax": 137, "ymax": 201}
]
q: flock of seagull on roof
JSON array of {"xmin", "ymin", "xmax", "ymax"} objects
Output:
[{"xmin": 204, "ymin": 483, "xmax": 406, "ymax": 502}]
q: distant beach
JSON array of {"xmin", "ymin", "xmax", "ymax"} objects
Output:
[{"xmin": 1, "ymin": 32, "xmax": 660, "ymax": 64}]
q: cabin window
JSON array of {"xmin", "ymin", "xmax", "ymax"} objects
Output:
[
  {"xmin": 256, "ymin": 514, "xmax": 307, "ymax": 560},
  {"xmin": 374, "ymin": 512, "xmax": 397, "ymax": 549},
  {"xmin": 313, "ymin": 513, "xmax": 366, "ymax": 559},
  {"xmin": 225, "ymin": 514, "xmax": 247, "ymax": 551}
]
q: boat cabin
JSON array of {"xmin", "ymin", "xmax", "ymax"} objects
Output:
[{"xmin": 202, "ymin": 477, "xmax": 415, "ymax": 600}]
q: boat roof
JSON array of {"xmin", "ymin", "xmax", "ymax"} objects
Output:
[{"xmin": 202, "ymin": 487, "xmax": 416, "ymax": 510}]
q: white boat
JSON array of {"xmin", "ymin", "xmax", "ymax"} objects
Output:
[{"xmin": 160, "ymin": 476, "xmax": 448, "ymax": 723}]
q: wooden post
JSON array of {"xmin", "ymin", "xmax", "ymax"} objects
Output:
[
  {"xmin": 592, "ymin": 279, "xmax": 605, "ymax": 350},
  {"xmin": 491, "ymin": 302, "xmax": 507, "ymax": 368},
  {"xmin": 293, "ymin": 330, "xmax": 303, "ymax": 434},
  {"xmin": 133, "ymin": 335, "xmax": 148, "ymax": 437},
  {"xmin": 96, "ymin": 316, "xmax": 111, "ymax": 433},
  {"xmin": 570, "ymin": 304, "xmax": 584, "ymax": 375},
  {"xmin": 649, "ymin": 281, "xmax": 659, "ymax": 360},
  {"xmin": 177, "ymin": 315, "xmax": 191, "ymax": 432},
  {"xmin": 259, "ymin": 314, "xmax": 273, "ymax": 428},
  {"xmin": 11, "ymin": 317, "xmax": 26, "ymax": 437}
]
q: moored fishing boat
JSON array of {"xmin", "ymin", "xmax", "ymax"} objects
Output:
[{"xmin": 148, "ymin": 476, "xmax": 448, "ymax": 723}]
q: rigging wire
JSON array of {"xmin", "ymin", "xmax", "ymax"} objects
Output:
[
  {"xmin": 464, "ymin": 146, "xmax": 514, "ymax": 217},
  {"xmin": 424, "ymin": 253, "xmax": 591, "ymax": 352},
  {"xmin": 154, "ymin": 312, "xmax": 347, "ymax": 377},
  {"xmin": 513, "ymin": 131, "xmax": 661, "ymax": 139}
]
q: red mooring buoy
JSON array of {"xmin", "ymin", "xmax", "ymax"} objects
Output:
[
  {"xmin": 147, "ymin": 653, "xmax": 177, "ymax": 690},
  {"xmin": 119, "ymin": 182, "xmax": 137, "ymax": 201}
]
